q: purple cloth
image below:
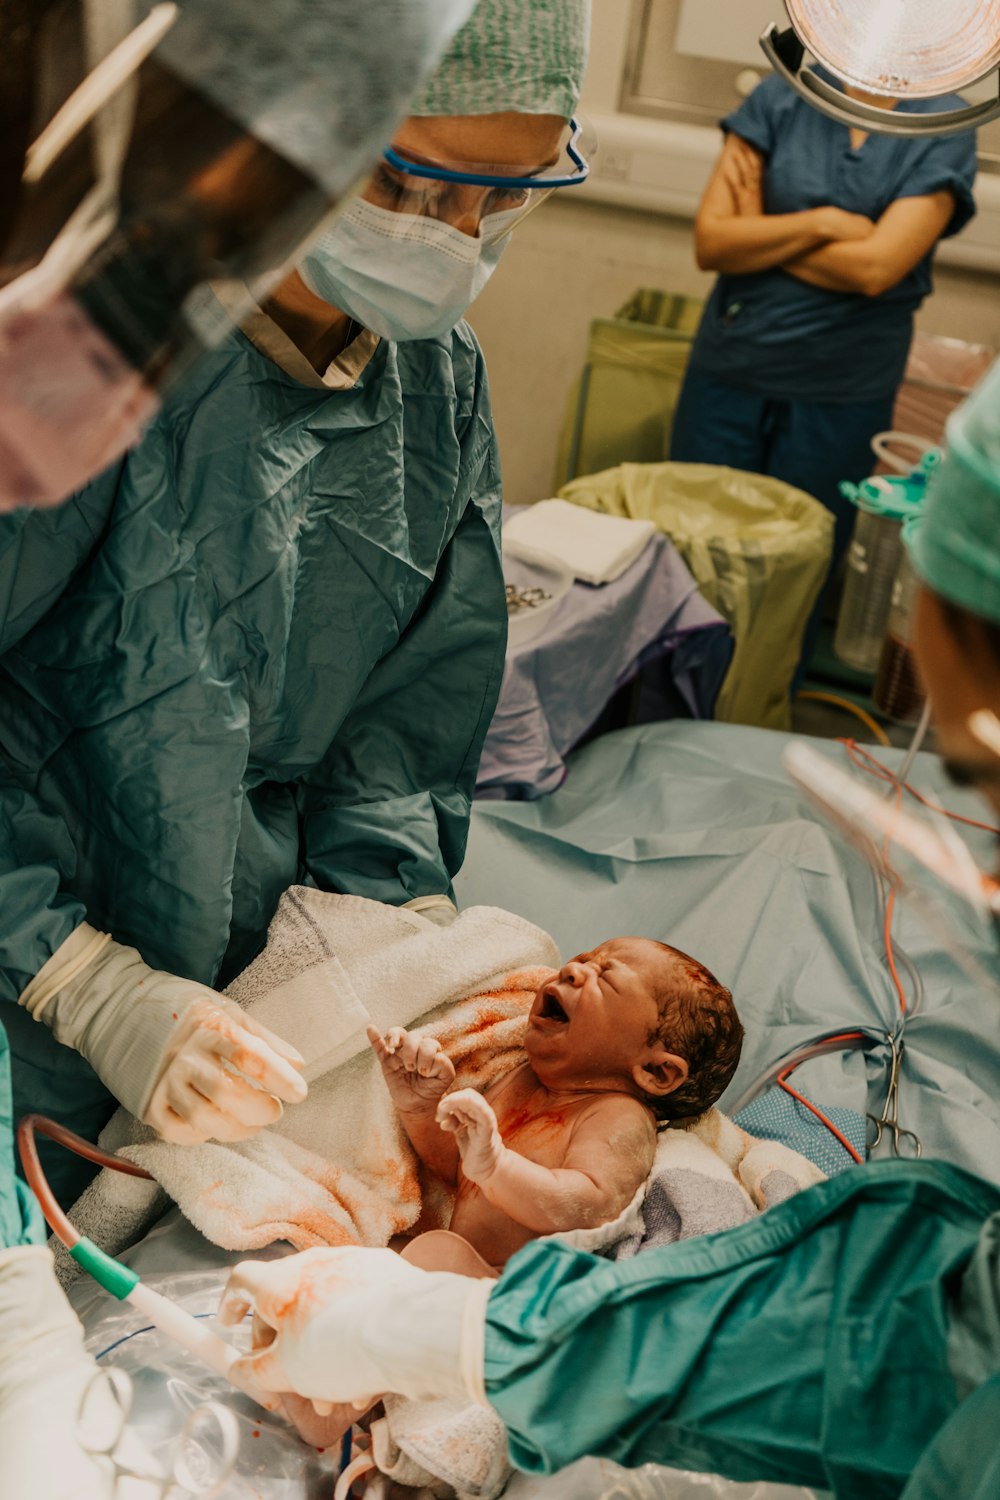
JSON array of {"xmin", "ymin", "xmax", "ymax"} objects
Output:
[{"xmin": 477, "ymin": 533, "xmax": 732, "ymax": 800}]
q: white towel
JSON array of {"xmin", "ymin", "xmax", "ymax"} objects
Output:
[
  {"xmin": 505, "ymin": 498, "xmax": 655, "ymax": 585},
  {"xmin": 54, "ymin": 888, "xmax": 559, "ymax": 1283}
]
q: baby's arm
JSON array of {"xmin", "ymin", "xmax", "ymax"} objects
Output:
[
  {"xmin": 367, "ymin": 1025, "xmax": 459, "ymax": 1185},
  {"xmin": 437, "ymin": 1090, "xmax": 655, "ymax": 1234}
]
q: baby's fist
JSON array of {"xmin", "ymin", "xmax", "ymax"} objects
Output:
[
  {"xmin": 367, "ymin": 1025, "xmax": 456, "ymax": 1111},
  {"xmin": 436, "ymin": 1088, "xmax": 503, "ymax": 1183}
]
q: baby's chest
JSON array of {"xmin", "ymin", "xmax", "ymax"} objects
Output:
[{"xmin": 494, "ymin": 1101, "xmax": 589, "ymax": 1170}]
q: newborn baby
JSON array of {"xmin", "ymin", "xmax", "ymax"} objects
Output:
[
  {"xmin": 369, "ymin": 935, "xmax": 744, "ymax": 1275},
  {"xmin": 279, "ymin": 937, "xmax": 743, "ymax": 1449}
]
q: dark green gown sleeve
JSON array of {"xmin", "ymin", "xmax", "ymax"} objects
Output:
[
  {"xmin": 0, "ymin": 487, "xmax": 116, "ymax": 1002},
  {"xmin": 298, "ymin": 354, "xmax": 506, "ymax": 906},
  {"xmin": 482, "ymin": 1162, "xmax": 1000, "ymax": 1500}
]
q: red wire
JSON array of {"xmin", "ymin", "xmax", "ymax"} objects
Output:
[
  {"xmin": 776, "ymin": 1074, "xmax": 865, "ymax": 1165},
  {"xmin": 16, "ymin": 1114, "xmax": 153, "ymax": 1249},
  {"xmin": 774, "ymin": 1030, "xmax": 868, "ymax": 1167},
  {"xmin": 839, "ymin": 737, "xmax": 1000, "ymax": 836},
  {"xmin": 777, "ymin": 733, "xmax": 981, "ymax": 1161}
]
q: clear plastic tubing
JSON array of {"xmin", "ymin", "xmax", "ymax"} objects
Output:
[
  {"xmin": 127, "ymin": 1281, "xmax": 279, "ymax": 1412},
  {"xmin": 833, "ymin": 454, "xmax": 937, "ymax": 675},
  {"xmin": 873, "ymin": 518, "xmax": 927, "ymax": 724}
]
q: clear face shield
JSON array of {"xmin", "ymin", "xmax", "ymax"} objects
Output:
[
  {"xmin": 759, "ymin": 0, "xmax": 1000, "ymax": 136},
  {"xmin": 785, "ymin": 738, "xmax": 1000, "ymax": 1001},
  {"xmin": 0, "ymin": 0, "xmax": 476, "ymax": 512},
  {"xmin": 369, "ymin": 116, "xmax": 593, "ymax": 246}
]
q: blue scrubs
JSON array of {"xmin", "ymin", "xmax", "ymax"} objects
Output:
[{"xmin": 670, "ymin": 72, "xmax": 977, "ymax": 569}]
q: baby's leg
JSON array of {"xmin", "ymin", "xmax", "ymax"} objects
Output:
[
  {"xmin": 276, "ymin": 1391, "xmax": 361, "ymax": 1453},
  {"xmin": 400, "ymin": 1228, "xmax": 500, "ymax": 1279}
]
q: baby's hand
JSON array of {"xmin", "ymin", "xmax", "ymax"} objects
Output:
[
  {"xmin": 436, "ymin": 1088, "xmax": 504, "ymax": 1184},
  {"xmin": 367, "ymin": 1024, "xmax": 456, "ymax": 1112}
]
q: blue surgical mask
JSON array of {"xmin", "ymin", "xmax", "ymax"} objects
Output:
[{"xmin": 299, "ymin": 197, "xmax": 513, "ymax": 341}]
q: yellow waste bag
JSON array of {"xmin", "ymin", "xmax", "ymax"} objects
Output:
[
  {"xmin": 559, "ymin": 462, "xmax": 833, "ymax": 730},
  {"xmin": 554, "ymin": 290, "xmax": 703, "ymax": 489}
]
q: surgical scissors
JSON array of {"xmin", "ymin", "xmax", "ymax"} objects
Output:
[
  {"xmin": 77, "ymin": 1364, "xmax": 240, "ymax": 1497},
  {"xmin": 866, "ymin": 1031, "xmax": 922, "ymax": 1158}
]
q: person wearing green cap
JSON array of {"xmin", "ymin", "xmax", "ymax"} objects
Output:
[
  {"xmin": 912, "ymin": 357, "xmax": 1000, "ymax": 824},
  {"xmin": 0, "ymin": 0, "xmax": 592, "ymax": 1207},
  {"xmin": 218, "ymin": 356, "xmax": 1000, "ymax": 1500}
]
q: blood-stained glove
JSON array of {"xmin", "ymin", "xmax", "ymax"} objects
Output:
[
  {"xmin": 219, "ymin": 1246, "xmax": 491, "ymax": 1409},
  {"xmin": 19, "ymin": 923, "xmax": 306, "ymax": 1143}
]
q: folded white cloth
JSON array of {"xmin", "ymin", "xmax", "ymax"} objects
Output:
[{"xmin": 505, "ymin": 498, "xmax": 655, "ymax": 585}]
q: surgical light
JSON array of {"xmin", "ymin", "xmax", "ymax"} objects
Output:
[{"xmin": 760, "ymin": 0, "xmax": 1000, "ymax": 137}]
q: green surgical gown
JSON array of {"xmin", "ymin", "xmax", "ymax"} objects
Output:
[
  {"xmin": 0, "ymin": 316, "xmax": 506, "ymax": 1168},
  {"xmin": 484, "ymin": 1160, "xmax": 1000, "ymax": 1500},
  {"xmin": 0, "ymin": 1020, "xmax": 45, "ymax": 1248}
]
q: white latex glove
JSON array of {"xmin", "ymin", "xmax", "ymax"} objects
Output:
[
  {"xmin": 218, "ymin": 1247, "xmax": 491, "ymax": 1409},
  {"xmin": 402, "ymin": 894, "xmax": 458, "ymax": 927},
  {"xmin": 0, "ymin": 1246, "xmax": 163, "ymax": 1500},
  {"xmin": 437, "ymin": 1088, "xmax": 505, "ymax": 1183},
  {"xmin": 19, "ymin": 923, "xmax": 307, "ymax": 1143}
]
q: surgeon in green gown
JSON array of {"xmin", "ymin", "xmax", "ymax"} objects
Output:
[
  {"xmin": 0, "ymin": 0, "xmax": 591, "ymax": 1204},
  {"xmin": 216, "ymin": 354, "xmax": 1000, "ymax": 1500}
]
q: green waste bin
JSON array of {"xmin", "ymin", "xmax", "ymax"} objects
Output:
[
  {"xmin": 559, "ymin": 462, "xmax": 834, "ymax": 731},
  {"xmin": 555, "ymin": 289, "xmax": 703, "ymax": 489}
]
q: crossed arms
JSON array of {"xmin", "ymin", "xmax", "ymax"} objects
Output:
[{"xmin": 694, "ymin": 132, "xmax": 955, "ymax": 298}]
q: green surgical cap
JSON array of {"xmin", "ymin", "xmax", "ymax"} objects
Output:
[
  {"xmin": 413, "ymin": 0, "xmax": 591, "ymax": 119},
  {"xmin": 911, "ymin": 357, "xmax": 1000, "ymax": 626}
]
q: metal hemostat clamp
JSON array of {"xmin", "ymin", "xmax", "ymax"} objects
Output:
[
  {"xmin": 867, "ymin": 1032, "xmax": 922, "ymax": 1158},
  {"xmin": 505, "ymin": 583, "xmax": 553, "ymax": 615}
]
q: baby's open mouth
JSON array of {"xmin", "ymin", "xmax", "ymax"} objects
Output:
[{"xmin": 539, "ymin": 990, "xmax": 570, "ymax": 1023}]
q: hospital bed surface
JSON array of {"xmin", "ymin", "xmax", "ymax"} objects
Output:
[
  {"xmin": 461, "ymin": 720, "xmax": 1000, "ymax": 1185},
  {"xmin": 76, "ymin": 719, "xmax": 1000, "ymax": 1499}
]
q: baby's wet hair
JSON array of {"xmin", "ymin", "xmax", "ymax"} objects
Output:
[{"xmin": 644, "ymin": 943, "xmax": 743, "ymax": 1124}]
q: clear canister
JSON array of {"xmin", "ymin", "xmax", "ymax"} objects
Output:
[
  {"xmin": 873, "ymin": 517, "xmax": 927, "ymax": 724},
  {"xmin": 833, "ymin": 465, "xmax": 932, "ymax": 674}
]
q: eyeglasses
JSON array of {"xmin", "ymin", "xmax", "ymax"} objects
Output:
[
  {"xmin": 367, "ymin": 117, "xmax": 593, "ymax": 244},
  {"xmin": 77, "ymin": 1365, "xmax": 240, "ymax": 1497}
]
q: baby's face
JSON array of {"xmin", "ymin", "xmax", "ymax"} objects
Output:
[{"xmin": 525, "ymin": 937, "xmax": 671, "ymax": 1091}]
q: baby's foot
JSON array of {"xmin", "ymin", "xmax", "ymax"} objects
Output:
[{"xmin": 279, "ymin": 1390, "xmax": 374, "ymax": 1452}]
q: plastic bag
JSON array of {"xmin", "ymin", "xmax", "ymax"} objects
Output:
[{"xmin": 79, "ymin": 1270, "xmax": 341, "ymax": 1499}]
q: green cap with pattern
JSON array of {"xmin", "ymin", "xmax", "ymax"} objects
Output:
[
  {"xmin": 910, "ymin": 357, "xmax": 1000, "ymax": 625},
  {"xmin": 413, "ymin": 0, "xmax": 590, "ymax": 119}
]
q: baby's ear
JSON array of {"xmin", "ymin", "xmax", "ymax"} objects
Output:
[{"xmin": 632, "ymin": 1047, "xmax": 688, "ymax": 1098}]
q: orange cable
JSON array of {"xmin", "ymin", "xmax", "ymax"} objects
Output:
[{"xmin": 774, "ymin": 1031, "xmax": 869, "ymax": 1167}]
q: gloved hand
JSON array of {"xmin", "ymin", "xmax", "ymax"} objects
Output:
[
  {"xmin": 437, "ymin": 1087, "xmax": 504, "ymax": 1183},
  {"xmin": 218, "ymin": 1246, "xmax": 491, "ymax": 1408},
  {"xmin": 19, "ymin": 923, "xmax": 307, "ymax": 1143},
  {"xmin": 0, "ymin": 1246, "xmax": 163, "ymax": 1500},
  {"xmin": 402, "ymin": 894, "xmax": 459, "ymax": 927}
]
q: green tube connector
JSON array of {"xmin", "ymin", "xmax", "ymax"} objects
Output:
[{"xmin": 69, "ymin": 1236, "xmax": 141, "ymax": 1300}]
